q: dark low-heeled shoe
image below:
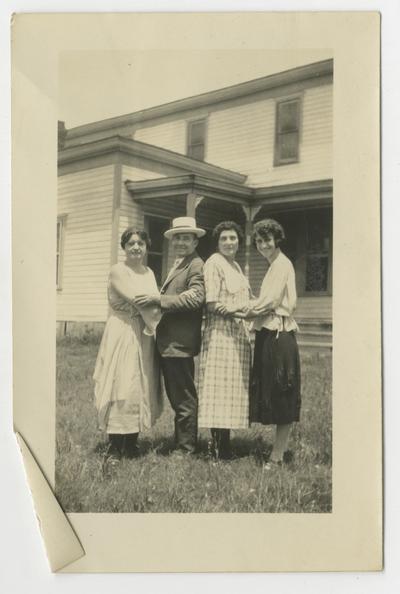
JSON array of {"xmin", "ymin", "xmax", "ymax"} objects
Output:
[
  {"xmin": 124, "ymin": 444, "xmax": 140, "ymax": 459},
  {"xmin": 263, "ymin": 459, "xmax": 283, "ymax": 470},
  {"xmin": 283, "ymin": 450, "xmax": 294, "ymax": 463}
]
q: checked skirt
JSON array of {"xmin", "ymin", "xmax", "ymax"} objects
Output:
[{"xmin": 197, "ymin": 313, "xmax": 251, "ymax": 429}]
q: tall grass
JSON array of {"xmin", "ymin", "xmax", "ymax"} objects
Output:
[{"xmin": 55, "ymin": 337, "xmax": 331, "ymax": 513}]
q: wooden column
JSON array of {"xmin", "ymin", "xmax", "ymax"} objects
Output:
[
  {"xmin": 110, "ymin": 162, "xmax": 122, "ymax": 265},
  {"xmin": 241, "ymin": 205, "xmax": 262, "ymax": 279},
  {"xmin": 186, "ymin": 192, "xmax": 205, "ymax": 218}
]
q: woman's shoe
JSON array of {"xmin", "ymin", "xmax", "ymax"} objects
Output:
[
  {"xmin": 123, "ymin": 433, "xmax": 140, "ymax": 458},
  {"xmin": 263, "ymin": 458, "xmax": 283, "ymax": 470},
  {"xmin": 124, "ymin": 445, "xmax": 140, "ymax": 459},
  {"xmin": 106, "ymin": 434, "xmax": 123, "ymax": 460},
  {"xmin": 218, "ymin": 441, "xmax": 233, "ymax": 460},
  {"xmin": 210, "ymin": 428, "xmax": 231, "ymax": 460},
  {"xmin": 283, "ymin": 449, "xmax": 294, "ymax": 463}
]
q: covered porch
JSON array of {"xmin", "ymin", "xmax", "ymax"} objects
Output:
[{"xmin": 125, "ymin": 174, "xmax": 333, "ymax": 350}]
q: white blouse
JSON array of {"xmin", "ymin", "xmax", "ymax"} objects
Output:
[{"xmin": 251, "ymin": 251, "xmax": 299, "ymax": 333}]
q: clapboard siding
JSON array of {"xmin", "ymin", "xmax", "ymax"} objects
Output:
[
  {"xmin": 207, "ymin": 85, "xmax": 332, "ymax": 186},
  {"xmin": 131, "ymin": 85, "xmax": 332, "ymax": 186},
  {"xmin": 117, "ymin": 165, "xmax": 167, "ymax": 263},
  {"xmin": 296, "ymin": 296, "xmax": 332, "ymax": 319},
  {"xmin": 57, "ymin": 165, "xmax": 114, "ymax": 321},
  {"xmin": 134, "ymin": 120, "xmax": 187, "ymax": 154}
]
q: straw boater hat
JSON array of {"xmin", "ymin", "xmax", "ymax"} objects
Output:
[{"xmin": 164, "ymin": 217, "xmax": 206, "ymax": 240}]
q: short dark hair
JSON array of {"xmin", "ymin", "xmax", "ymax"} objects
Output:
[
  {"xmin": 252, "ymin": 218, "xmax": 285, "ymax": 247},
  {"xmin": 212, "ymin": 221, "xmax": 244, "ymax": 248},
  {"xmin": 120, "ymin": 227, "xmax": 151, "ymax": 250}
]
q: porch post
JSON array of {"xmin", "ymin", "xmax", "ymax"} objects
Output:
[
  {"xmin": 241, "ymin": 205, "xmax": 262, "ymax": 278},
  {"xmin": 186, "ymin": 192, "xmax": 204, "ymax": 218}
]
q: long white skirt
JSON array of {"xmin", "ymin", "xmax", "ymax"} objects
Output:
[{"xmin": 93, "ymin": 311, "xmax": 162, "ymax": 434}]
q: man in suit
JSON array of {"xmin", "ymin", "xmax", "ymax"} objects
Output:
[{"xmin": 135, "ymin": 217, "xmax": 205, "ymax": 454}]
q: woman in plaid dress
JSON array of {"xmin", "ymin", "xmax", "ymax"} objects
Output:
[{"xmin": 198, "ymin": 221, "xmax": 251, "ymax": 459}]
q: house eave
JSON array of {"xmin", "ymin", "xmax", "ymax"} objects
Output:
[
  {"xmin": 66, "ymin": 59, "xmax": 333, "ymax": 141},
  {"xmin": 58, "ymin": 136, "xmax": 247, "ymax": 185},
  {"xmin": 254, "ymin": 179, "xmax": 333, "ymax": 199}
]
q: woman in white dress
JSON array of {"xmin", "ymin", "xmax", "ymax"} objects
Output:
[
  {"xmin": 237, "ymin": 218, "xmax": 301, "ymax": 466},
  {"xmin": 198, "ymin": 221, "xmax": 251, "ymax": 459},
  {"xmin": 93, "ymin": 228, "xmax": 163, "ymax": 459}
]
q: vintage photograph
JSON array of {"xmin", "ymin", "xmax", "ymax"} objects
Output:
[{"xmin": 55, "ymin": 49, "xmax": 333, "ymax": 513}]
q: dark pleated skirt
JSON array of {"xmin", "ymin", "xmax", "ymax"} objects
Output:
[{"xmin": 250, "ymin": 328, "xmax": 301, "ymax": 425}]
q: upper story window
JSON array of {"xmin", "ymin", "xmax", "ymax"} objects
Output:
[
  {"xmin": 187, "ymin": 119, "xmax": 207, "ymax": 161},
  {"xmin": 274, "ymin": 98, "xmax": 301, "ymax": 166}
]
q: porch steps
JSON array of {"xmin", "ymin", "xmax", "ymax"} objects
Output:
[{"xmin": 297, "ymin": 317, "xmax": 332, "ymax": 352}]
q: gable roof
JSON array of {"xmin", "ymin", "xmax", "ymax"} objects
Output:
[{"xmin": 65, "ymin": 59, "xmax": 333, "ymax": 143}]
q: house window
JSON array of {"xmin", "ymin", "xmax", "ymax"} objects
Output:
[
  {"xmin": 305, "ymin": 210, "xmax": 332, "ymax": 294},
  {"xmin": 145, "ymin": 215, "xmax": 170, "ymax": 286},
  {"xmin": 56, "ymin": 216, "xmax": 66, "ymax": 289},
  {"xmin": 274, "ymin": 98, "xmax": 301, "ymax": 165},
  {"xmin": 187, "ymin": 119, "xmax": 207, "ymax": 161}
]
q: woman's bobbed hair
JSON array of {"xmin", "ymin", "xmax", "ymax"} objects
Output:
[
  {"xmin": 120, "ymin": 227, "xmax": 151, "ymax": 250},
  {"xmin": 252, "ymin": 218, "xmax": 285, "ymax": 248},
  {"xmin": 212, "ymin": 220, "xmax": 244, "ymax": 249}
]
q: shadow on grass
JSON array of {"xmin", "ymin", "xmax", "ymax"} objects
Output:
[
  {"xmin": 92, "ymin": 431, "xmax": 294, "ymax": 466},
  {"xmin": 93, "ymin": 441, "xmax": 109, "ymax": 455},
  {"xmin": 124, "ymin": 433, "xmax": 276, "ymax": 464}
]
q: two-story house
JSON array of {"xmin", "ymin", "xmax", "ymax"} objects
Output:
[{"xmin": 57, "ymin": 59, "xmax": 333, "ymax": 349}]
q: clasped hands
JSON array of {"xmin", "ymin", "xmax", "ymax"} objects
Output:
[
  {"xmin": 133, "ymin": 296, "xmax": 271, "ymax": 319},
  {"xmin": 215, "ymin": 304, "xmax": 273, "ymax": 319},
  {"xmin": 214, "ymin": 303, "xmax": 252, "ymax": 318},
  {"xmin": 134, "ymin": 294, "xmax": 161, "ymax": 307}
]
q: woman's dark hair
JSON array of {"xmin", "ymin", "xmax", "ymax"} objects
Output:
[
  {"xmin": 252, "ymin": 218, "xmax": 285, "ymax": 247},
  {"xmin": 212, "ymin": 220, "xmax": 244, "ymax": 248},
  {"xmin": 120, "ymin": 227, "xmax": 151, "ymax": 250}
]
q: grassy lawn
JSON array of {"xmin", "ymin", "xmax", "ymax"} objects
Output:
[{"xmin": 55, "ymin": 337, "xmax": 332, "ymax": 513}]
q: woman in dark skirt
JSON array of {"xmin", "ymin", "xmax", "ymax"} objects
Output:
[{"xmin": 236, "ymin": 218, "xmax": 301, "ymax": 465}]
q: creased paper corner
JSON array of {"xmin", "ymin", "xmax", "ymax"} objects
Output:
[{"xmin": 15, "ymin": 432, "xmax": 85, "ymax": 572}]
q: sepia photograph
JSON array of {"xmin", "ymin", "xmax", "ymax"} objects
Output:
[
  {"xmin": 55, "ymin": 49, "xmax": 333, "ymax": 514},
  {"xmin": 10, "ymin": 10, "xmax": 382, "ymax": 573}
]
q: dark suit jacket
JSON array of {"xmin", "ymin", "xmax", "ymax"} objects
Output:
[{"xmin": 156, "ymin": 252, "xmax": 205, "ymax": 358}]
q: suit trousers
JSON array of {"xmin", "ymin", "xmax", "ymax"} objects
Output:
[{"xmin": 161, "ymin": 357, "xmax": 198, "ymax": 452}]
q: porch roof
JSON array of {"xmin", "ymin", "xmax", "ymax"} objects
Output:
[
  {"xmin": 58, "ymin": 135, "xmax": 248, "ymax": 185},
  {"xmin": 125, "ymin": 174, "xmax": 252, "ymax": 206},
  {"xmin": 125, "ymin": 175, "xmax": 333, "ymax": 210},
  {"xmin": 253, "ymin": 179, "xmax": 333, "ymax": 210}
]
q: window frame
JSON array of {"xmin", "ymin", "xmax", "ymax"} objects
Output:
[
  {"xmin": 186, "ymin": 117, "xmax": 208, "ymax": 161},
  {"xmin": 56, "ymin": 215, "xmax": 67, "ymax": 290},
  {"xmin": 144, "ymin": 214, "xmax": 171, "ymax": 286},
  {"xmin": 304, "ymin": 209, "xmax": 332, "ymax": 296},
  {"xmin": 273, "ymin": 95, "xmax": 302, "ymax": 167}
]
